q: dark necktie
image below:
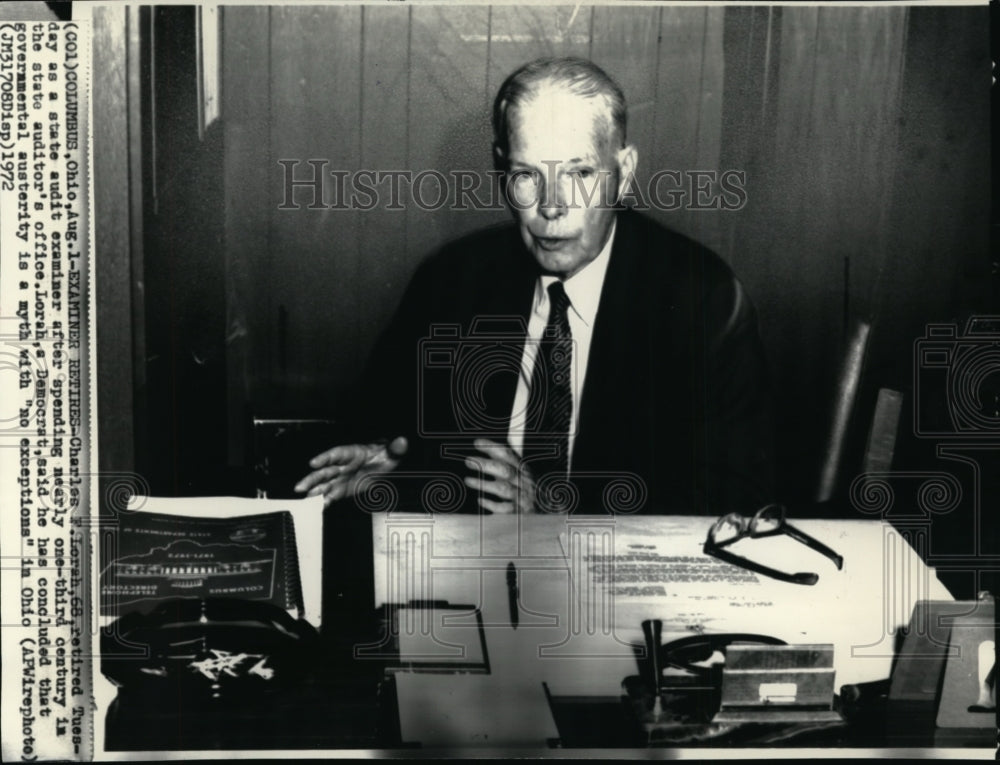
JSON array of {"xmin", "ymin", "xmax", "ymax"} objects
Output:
[{"xmin": 528, "ymin": 281, "xmax": 573, "ymax": 482}]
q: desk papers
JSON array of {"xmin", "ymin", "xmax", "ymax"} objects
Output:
[
  {"xmin": 373, "ymin": 514, "xmax": 953, "ymax": 701},
  {"xmin": 394, "ymin": 674, "xmax": 559, "ymax": 747},
  {"xmin": 555, "ymin": 517, "xmax": 953, "ymax": 689}
]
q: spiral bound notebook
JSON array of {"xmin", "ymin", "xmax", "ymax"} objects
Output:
[{"xmin": 100, "ymin": 510, "xmax": 305, "ymax": 619}]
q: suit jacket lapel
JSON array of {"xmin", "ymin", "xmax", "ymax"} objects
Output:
[
  {"xmin": 573, "ymin": 212, "xmax": 637, "ymax": 473},
  {"xmin": 474, "ymin": 229, "xmax": 538, "ymax": 434}
]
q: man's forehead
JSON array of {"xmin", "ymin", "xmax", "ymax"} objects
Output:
[
  {"xmin": 511, "ymin": 85, "xmax": 612, "ymax": 125},
  {"xmin": 507, "ymin": 88, "xmax": 615, "ymax": 159}
]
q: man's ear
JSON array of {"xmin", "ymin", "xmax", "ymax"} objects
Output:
[
  {"xmin": 493, "ymin": 144, "xmax": 508, "ymax": 173},
  {"xmin": 616, "ymin": 144, "xmax": 638, "ymax": 199}
]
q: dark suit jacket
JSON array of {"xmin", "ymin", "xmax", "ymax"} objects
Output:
[{"xmin": 348, "ymin": 209, "xmax": 775, "ymax": 515}]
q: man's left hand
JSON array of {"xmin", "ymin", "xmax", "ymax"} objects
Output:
[{"xmin": 463, "ymin": 438, "xmax": 536, "ymax": 514}]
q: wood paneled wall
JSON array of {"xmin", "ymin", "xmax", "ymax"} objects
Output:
[
  {"xmin": 717, "ymin": 6, "xmax": 914, "ymax": 494},
  {"xmin": 208, "ymin": 5, "xmax": 990, "ymax": 501}
]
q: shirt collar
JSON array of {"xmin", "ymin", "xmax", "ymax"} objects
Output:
[{"xmin": 537, "ymin": 218, "xmax": 616, "ymax": 328}]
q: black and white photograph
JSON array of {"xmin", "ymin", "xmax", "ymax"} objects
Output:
[{"xmin": 0, "ymin": 0, "xmax": 996, "ymax": 758}]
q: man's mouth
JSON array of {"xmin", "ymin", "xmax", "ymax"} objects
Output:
[{"xmin": 534, "ymin": 235, "xmax": 573, "ymax": 252}]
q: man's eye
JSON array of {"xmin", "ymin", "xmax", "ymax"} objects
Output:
[
  {"xmin": 571, "ymin": 168, "xmax": 595, "ymax": 179},
  {"xmin": 511, "ymin": 170, "xmax": 539, "ymax": 185}
]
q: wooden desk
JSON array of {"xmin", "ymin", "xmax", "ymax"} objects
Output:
[{"xmin": 370, "ymin": 513, "xmax": 953, "ymax": 748}]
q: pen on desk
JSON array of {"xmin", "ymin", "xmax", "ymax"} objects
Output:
[
  {"xmin": 506, "ymin": 561, "xmax": 519, "ymax": 630},
  {"xmin": 641, "ymin": 619, "xmax": 663, "ymax": 715}
]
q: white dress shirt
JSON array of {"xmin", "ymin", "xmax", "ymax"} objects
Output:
[{"xmin": 507, "ymin": 221, "xmax": 616, "ymax": 469}]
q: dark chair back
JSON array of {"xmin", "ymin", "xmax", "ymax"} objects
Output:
[{"xmin": 815, "ymin": 320, "xmax": 873, "ymax": 503}]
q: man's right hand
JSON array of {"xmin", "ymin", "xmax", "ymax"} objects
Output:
[{"xmin": 294, "ymin": 436, "xmax": 408, "ymax": 504}]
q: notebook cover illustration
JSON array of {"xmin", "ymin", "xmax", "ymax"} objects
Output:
[{"xmin": 100, "ymin": 510, "xmax": 304, "ymax": 617}]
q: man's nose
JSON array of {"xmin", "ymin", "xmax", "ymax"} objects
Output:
[{"xmin": 537, "ymin": 179, "xmax": 567, "ymax": 220}]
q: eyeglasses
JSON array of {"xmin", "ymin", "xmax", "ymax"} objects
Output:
[{"xmin": 703, "ymin": 504, "xmax": 844, "ymax": 586}]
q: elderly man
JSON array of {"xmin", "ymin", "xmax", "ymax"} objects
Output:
[{"xmin": 296, "ymin": 57, "xmax": 774, "ymax": 515}]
